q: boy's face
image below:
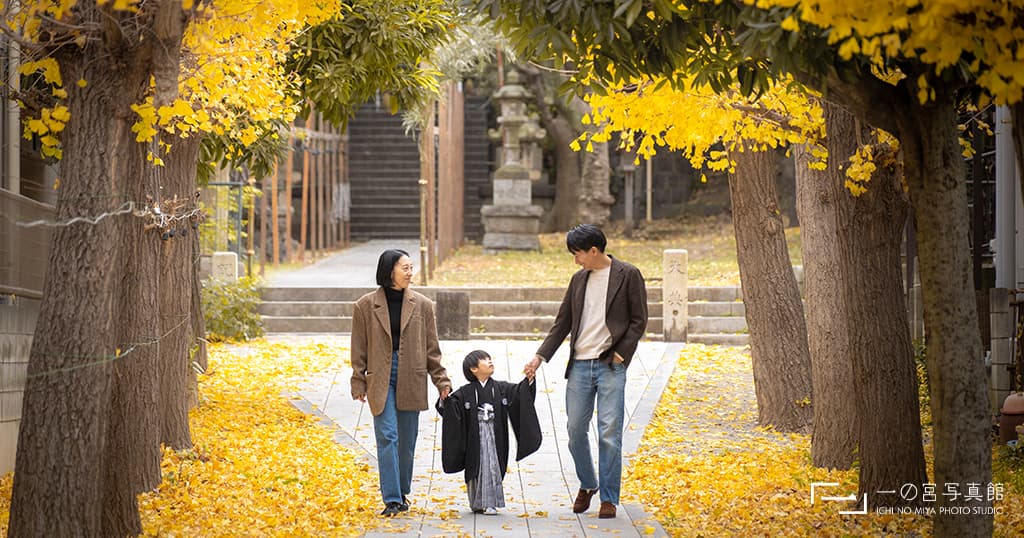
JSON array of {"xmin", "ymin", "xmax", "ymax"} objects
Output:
[{"xmin": 470, "ymin": 356, "xmax": 495, "ymax": 381}]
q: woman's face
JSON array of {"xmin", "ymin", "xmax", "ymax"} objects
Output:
[{"xmin": 390, "ymin": 256, "xmax": 414, "ymax": 290}]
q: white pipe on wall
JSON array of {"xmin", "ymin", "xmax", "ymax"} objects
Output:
[
  {"xmin": 995, "ymin": 106, "xmax": 1016, "ymax": 288},
  {"xmin": 645, "ymin": 157, "xmax": 652, "ymax": 221},
  {"xmin": 5, "ymin": 34, "xmax": 20, "ymax": 195}
]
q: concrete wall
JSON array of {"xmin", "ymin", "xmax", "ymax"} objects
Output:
[{"xmin": 0, "ymin": 295, "xmax": 35, "ymax": 474}]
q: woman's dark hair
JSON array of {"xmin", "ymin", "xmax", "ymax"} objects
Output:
[
  {"xmin": 566, "ymin": 223, "xmax": 607, "ymax": 253},
  {"xmin": 375, "ymin": 249, "xmax": 410, "ymax": 288},
  {"xmin": 462, "ymin": 350, "xmax": 491, "ymax": 382}
]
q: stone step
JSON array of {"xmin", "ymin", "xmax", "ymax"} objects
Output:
[
  {"xmin": 258, "ymin": 301, "xmax": 355, "ymax": 317},
  {"xmin": 466, "ymin": 300, "xmax": 745, "ymax": 318},
  {"xmin": 469, "ymin": 301, "xmax": 668, "ymax": 317},
  {"xmin": 262, "ymin": 287, "xmax": 375, "ymax": 302},
  {"xmin": 350, "ymin": 204, "xmax": 419, "ymax": 214},
  {"xmin": 262, "ymin": 286, "xmax": 744, "ymax": 303},
  {"xmin": 262, "ymin": 314, "xmax": 746, "ymax": 337},
  {"xmin": 688, "ymin": 333, "xmax": 750, "ymax": 346},
  {"xmin": 689, "ymin": 286, "xmax": 743, "ymax": 302},
  {"xmin": 472, "ymin": 316, "xmax": 669, "ymax": 334},
  {"xmin": 470, "ymin": 301, "xmax": 560, "ymax": 317},
  {"xmin": 689, "ymin": 301, "xmax": 746, "ymax": 317},
  {"xmin": 263, "ymin": 316, "xmax": 350, "ymax": 333},
  {"xmin": 263, "ymin": 299, "xmax": 743, "ymax": 321},
  {"xmin": 468, "ymin": 331, "xmax": 666, "ymax": 342},
  {"xmin": 259, "ymin": 286, "xmax": 748, "ymax": 338},
  {"xmin": 687, "ymin": 316, "xmax": 749, "ymax": 334}
]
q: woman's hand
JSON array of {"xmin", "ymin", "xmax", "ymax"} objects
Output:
[
  {"xmin": 440, "ymin": 387, "xmax": 451, "ymax": 400},
  {"xmin": 354, "ymin": 393, "xmax": 366, "ymax": 402}
]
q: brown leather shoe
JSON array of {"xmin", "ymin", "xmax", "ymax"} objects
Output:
[
  {"xmin": 572, "ymin": 488, "xmax": 598, "ymax": 513},
  {"xmin": 598, "ymin": 501, "xmax": 617, "ymax": 519}
]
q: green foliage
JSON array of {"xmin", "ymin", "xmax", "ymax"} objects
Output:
[
  {"xmin": 198, "ymin": 118, "xmax": 290, "ymax": 185},
  {"xmin": 994, "ymin": 441, "xmax": 1024, "ymax": 494},
  {"xmin": 198, "ymin": 186, "xmax": 254, "ymax": 256},
  {"xmin": 471, "ymin": 0, "xmax": 766, "ymax": 96},
  {"xmin": 201, "ymin": 276, "xmax": 264, "ymax": 342},
  {"xmin": 285, "ymin": 0, "xmax": 458, "ymax": 129},
  {"xmin": 428, "ymin": 13, "xmax": 507, "ymax": 82},
  {"xmin": 198, "ymin": 195, "xmax": 231, "ymax": 255},
  {"xmin": 200, "ymin": 0, "xmax": 463, "ymax": 185}
]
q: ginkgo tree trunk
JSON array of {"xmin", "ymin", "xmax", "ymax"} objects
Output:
[
  {"xmin": 474, "ymin": 0, "xmax": 1013, "ymax": 535},
  {"xmin": 794, "ymin": 141, "xmax": 858, "ymax": 469},
  {"xmin": 729, "ymin": 146, "xmax": 814, "ymax": 432},
  {"xmin": 9, "ymin": 0, "xmax": 461, "ymax": 534},
  {"xmin": 796, "ymin": 100, "xmax": 927, "ymax": 505},
  {"xmin": 812, "ymin": 76, "xmax": 993, "ymax": 536},
  {"xmin": 9, "ymin": 1, "xmax": 192, "ymax": 535}
]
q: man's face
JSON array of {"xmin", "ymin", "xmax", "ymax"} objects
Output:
[{"xmin": 572, "ymin": 247, "xmax": 602, "ymax": 271}]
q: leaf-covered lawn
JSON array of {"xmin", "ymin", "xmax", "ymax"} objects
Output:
[
  {"xmin": 626, "ymin": 345, "xmax": 1024, "ymax": 537},
  {"xmin": 0, "ymin": 340, "xmax": 384, "ymax": 536},
  {"xmin": 431, "ymin": 215, "xmax": 802, "ymax": 287}
]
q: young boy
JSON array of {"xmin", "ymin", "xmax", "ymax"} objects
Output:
[{"xmin": 436, "ymin": 350, "xmax": 541, "ymax": 514}]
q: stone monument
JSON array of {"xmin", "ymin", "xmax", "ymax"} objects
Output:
[
  {"xmin": 481, "ymin": 70, "xmax": 545, "ymax": 252},
  {"xmin": 211, "ymin": 251, "xmax": 239, "ymax": 281},
  {"xmin": 663, "ymin": 249, "xmax": 688, "ymax": 342}
]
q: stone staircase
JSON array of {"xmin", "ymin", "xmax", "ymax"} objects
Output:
[
  {"xmin": 346, "ymin": 97, "xmax": 493, "ymax": 242},
  {"xmin": 260, "ymin": 286, "xmax": 749, "ymax": 345}
]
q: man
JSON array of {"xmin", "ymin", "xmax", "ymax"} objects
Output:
[{"xmin": 523, "ymin": 224, "xmax": 648, "ymax": 519}]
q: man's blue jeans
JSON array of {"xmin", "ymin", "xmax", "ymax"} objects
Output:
[
  {"xmin": 566, "ymin": 358, "xmax": 627, "ymax": 505},
  {"xmin": 373, "ymin": 352, "xmax": 420, "ymax": 505}
]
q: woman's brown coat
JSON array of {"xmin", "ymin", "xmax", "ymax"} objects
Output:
[{"xmin": 350, "ymin": 287, "xmax": 451, "ymax": 416}]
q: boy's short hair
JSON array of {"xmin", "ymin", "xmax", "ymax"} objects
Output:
[
  {"xmin": 566, "ymin": 224, "xmax": 607, "ymax": 253},
  {"xmin": 462, "ymin": 350, "xmax": 491, "ymax": 382},
  {"xmin": 375, "ymin": 249, "xmax": 410, "ymax": 288}
]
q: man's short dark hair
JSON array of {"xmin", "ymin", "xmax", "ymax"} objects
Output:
[
  {"xmin": 566, "ymin": 224, "xmax": 607, "ymax": 253},
  {"xmin": 375, "ymin": 249, "xmax": 410, "ymax": 288},
  {"xmin": 462, "ymin": 349, "xmax": 491, "ymax": 382}
]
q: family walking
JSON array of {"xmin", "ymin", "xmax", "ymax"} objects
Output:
[{"xmin": 349, "ymin": 224, "xmax": 648, "ymax": 519}]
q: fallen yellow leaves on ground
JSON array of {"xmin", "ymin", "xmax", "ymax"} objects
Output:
[
  {"xmin": 137, "ymin": 339, "xmax": 381, "ymax": 536},
  {"xmin": 626, "ymin": 344, "xmax": 1024, "ymax": 537},
  {"xmin": 0, "ymin": 340, "xmax": 381, "ymax": 536},
  {"xmin": 431, "ymin": 215, "xmax": 802, "ymax": 287}
]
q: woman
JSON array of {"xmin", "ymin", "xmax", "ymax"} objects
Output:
[{"xmin": 350, "ymin": 249, "xmax": 451, "ymax": 516}]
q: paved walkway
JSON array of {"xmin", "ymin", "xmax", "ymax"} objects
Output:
[
  {"xmin": 289, "ymin": 336, "xmax": 677, "ymax": 537},
  {"xmin": 268, "ymin": 242, "xmax": 676, "ymax": 536},
  {"xmin": 267, "ymin": 240, "xmax": 421, "ymax": 287}
]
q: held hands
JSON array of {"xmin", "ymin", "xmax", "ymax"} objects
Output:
[
  {"xmin": 523, "ymin": 355, "xmax": 543, "ymax": 380},
  {"xmin": 440, "ymin": 387, "xmax": 451, "ymax": 400}
]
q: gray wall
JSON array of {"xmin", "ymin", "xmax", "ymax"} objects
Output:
[{"xmin": 0, "ymin": 295, "xmax": 34, "ymax": 474}]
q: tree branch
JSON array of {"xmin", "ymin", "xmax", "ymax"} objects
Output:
[{"xmin": 793, "ymin": 69, "xmax": 904, "ymax": 136}]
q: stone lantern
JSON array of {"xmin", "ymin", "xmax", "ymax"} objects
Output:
[{"xmin": 481, "ymin": 70, "xmax": 545, "ymax": 252}]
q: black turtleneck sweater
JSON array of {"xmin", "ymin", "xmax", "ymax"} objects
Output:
[{"xmin": 384, "ymin": 287, "xmax": 404, "ymax": 351}]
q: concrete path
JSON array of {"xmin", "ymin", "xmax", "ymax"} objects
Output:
[
  {"xmin": 267, "ymin": 240, "xmax": 421, "ymax": 287},
  {"xmin": 288, "ymin": 336, "xmax": 677, "ymax": 537},
  {"xmin": 268, "ymin": 241, "xmax": 675, "ymax": 535}
]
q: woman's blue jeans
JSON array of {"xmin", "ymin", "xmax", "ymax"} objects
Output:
[{"xmin": 373, "ymin": 352, "xmax": 420, "ymax": 505}]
